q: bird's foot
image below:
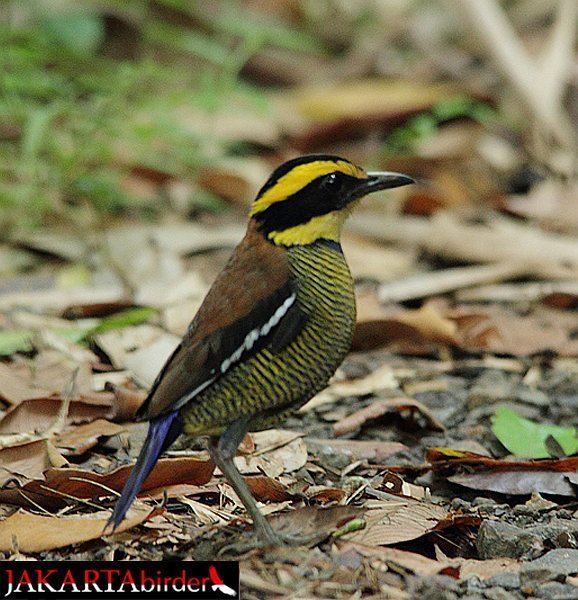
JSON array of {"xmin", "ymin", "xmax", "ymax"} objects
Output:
[
  {"xmin": 217, "ymin": 536, "xmax": 263, "ymax": 557},
  {"xmin": 257, "ymin": 526, "xmax": 325, "ymax": 547},
  {"xmin": 218, "ymin": 528, "xmax": 325, "ymax": 555}
]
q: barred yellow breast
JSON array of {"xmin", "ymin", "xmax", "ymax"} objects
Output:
[{"xmin": 182, "ymin": 239, "xmax": 355, "ymax": 436}]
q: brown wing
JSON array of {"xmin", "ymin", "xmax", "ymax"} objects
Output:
[{"xmin": 137, "ymin": 221, "xmax": 302, "ymax": 420}]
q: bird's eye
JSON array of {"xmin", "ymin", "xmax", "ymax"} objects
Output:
[{"xmin": 326, "ymin": 174, "xmax": 337, "ymax": 185}]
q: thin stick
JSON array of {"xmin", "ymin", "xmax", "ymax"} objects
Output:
[
  {"xmin": 67, "ymin": 476, "xmax": 121, "ymax": 498},
  {"xmin": 37, "ymin": 484, "xmax": 103, "ymax": 511},
  {"xmin": 455, "ymin": 0, "xmax": 573, "ymax": 146}
]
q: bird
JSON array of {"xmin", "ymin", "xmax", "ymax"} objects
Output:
[{"xmin": 107, "ymin": 154, "xmax": 414, "ymax": 545}]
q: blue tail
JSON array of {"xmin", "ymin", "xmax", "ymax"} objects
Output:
[{"xmin": 106, "ymin": 411, "xmax": 181, "ymax": 532}]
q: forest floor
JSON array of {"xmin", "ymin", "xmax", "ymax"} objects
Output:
[{"xmin": 2, "ymin": 230, "xmax": 578, "ymax": 598}]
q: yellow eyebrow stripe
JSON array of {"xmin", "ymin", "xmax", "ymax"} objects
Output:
[{"xmin": 250, "ymin": 160, "xmax": 366, "ymax": 215}]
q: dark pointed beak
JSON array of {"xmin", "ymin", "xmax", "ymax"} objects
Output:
[{"xmin": 348, "ymin": 171, "xmax": 415, "ymax": 202}]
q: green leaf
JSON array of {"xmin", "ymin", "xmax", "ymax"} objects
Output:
[
  {"xmin": 0, "ymin": 330, "xmax": 34, "ymax": 356},
  {"xmin": 40, "ymin": 14, "xmax": 105, "ymax": 57},
  {"xmin": 332, "ymin": 518, "xmax": 366, "ymax": 538},
  {"xmin": 211, "ymin": 10, "xmax": 322, "ymax": 53},
  {"xmin": 54, "ymin": 327, "xmax": 92, "ymax": 345},
  {"xmin": 432, "ymin": 95, "xmax": 497, "ymax": 125},
  {"xmin": 145, "ymin": 22, "xmax": 230, "ymax": 66},
  {"xmin": 89, "ymin": 307, "xmax": 158, "ymax": 336},
  {"xmin": 22, "ymin": 107, "xmax": 56, "ymax": 159},
  {"xmin": 491, "ymin": 407, "xmax": 578, "ymax": 458}
]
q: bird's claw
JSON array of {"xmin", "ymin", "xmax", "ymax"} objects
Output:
[{"xmin": 259, "ymin": 529, "xmax": 325, "ymax": 547}]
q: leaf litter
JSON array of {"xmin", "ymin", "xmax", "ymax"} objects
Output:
[{"xmin": 1, "ymin": 4, "xmax": 578, "ymax": 597}]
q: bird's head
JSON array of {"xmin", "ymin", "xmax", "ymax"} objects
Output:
[{"xmin": 250, "ymin": 154, "xmax": 414, "ymax": 246}]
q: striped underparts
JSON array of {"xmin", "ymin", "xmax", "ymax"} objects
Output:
[{"xmin": 181, "ymin": 240, "xmax": 356, "ymax": 436}]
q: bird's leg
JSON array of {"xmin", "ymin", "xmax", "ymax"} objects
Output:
[
  {"xmin": 209, "ymin": 418, "xmax": 326, "ymax": 547},
  {"xmin": 208, "ymin": 418, "xmax": 282, "ymax": 546}
]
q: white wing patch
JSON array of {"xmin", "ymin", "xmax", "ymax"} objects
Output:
[
  {"xmin": 174, "ymin": 293, "xmax": 296, "ymax": 410},
  {"xmin": 220, "ymin": 293, "xmax": 296, "ymax": 373}
]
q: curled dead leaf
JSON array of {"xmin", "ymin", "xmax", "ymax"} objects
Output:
[
  {"xmin": 306, "ymin": 438, "xmax": 408, "ymax": 463},
  {"xmin": 104, "ymin": 383, "xmax": 146, "ymax": 421},
  {"xmin": 234, "ymin": 430, "xmax": 307, "ymax": 477},
  {"xmin": 0, "ymin": 456, "xmax": 215, "ymax": 510},
  {"xmin": 0, "ymin": 440, "xmax": 67, "ymax": 486},
  {"xmin": 338, "ymin": 541, "xmax": 449, "ymax": 576},
  {"xmin": 0, "ymin": 507, "xmax": 151, "ymax": 552},
  {"xmin": 0, "ymin": 393, "xmax": 126, "ymax": 435},
  {"xmin": 300, "ymin": 364, "xmax": 399, "ymax": 413},
  {"xmin": 427, "ymin": 448, "xmax": 578, "ymax": 496},
  {"xmin": 245, "ymin": 475, "xmax": 294, "ymax": 503},
  {"xmin": 55, "ymin": 420, "xmax": 126, "ymax": 456},
  {"xmin": 353, "ymin": 299, "xmax": 458, "ymax": 353},
  {"xmin": 305, "ymin": 486, "xmax": 347, "ymax": 505},
  {"xmin": 343, "ymin": 499, "xmax": 449, "ymax": 546},
  {"xmin": 333, "ymin": 397, "xmax": 445, "ymax": 436},
  {"xmin": 269, "ymin": 505, "xmax": 362, "ymax": 546}
]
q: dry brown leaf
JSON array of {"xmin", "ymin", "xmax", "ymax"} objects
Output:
[
  {"xmin": 176, "ymin": 104, "xmax": 279, "ymax": 146},
  {"xmin": 0, "ymin": 395, "xmax": 116, "ymax": 434},
  {"xmin": 0, "ymin": 457, "xmax": 215, "ymax": 510},
  {"xmin": 197, "ymin": 159, "xmax": 271, "ymax": 207},
  {"xmin": 301, "ymin": 364, "xmax": 399, "ymax": 413},
  {"xmin": 61, "ymin": 301, "xmax": 136, "ymax": 319},
  {"xmin": 178, "ymin": 496, "xmax": 231, "ymax": 526},
  {"xmin": 283, "ymin": 80, "xmax": 456, "ymax": 150},
  {"xmin": 341, "ymin": 234, "xmax": 417, "ymax": 283},
  {"xmin": 103, "ymin": 384, "xmax": 146, "ymax": 421},
  {"xmin": 305, "ymin": 486, "xmax": 347, "ymax": 505},
  {"xmin": 0, "ymin": 285, "xmax": 125, "ymax": 314},
  {"xmin": 355, "ymin": 291, "xmax": 578, "ymax": 357},
  {"xmin": 0, "ymin": 363, "xmax": 48, "ymax": 406},
  {"xmin": 397, "ymin": 304, "xmax": 458, "ymax": 344},
  {"xmin": 353, "ymin": 297, "xmax": 458, "ymax": 353},
  {"xmin": 108, "ymin": 222, "xmax": 243, "ymax": 258},
  {"xmin": 9, "ymin": 230, "xmax": 86, "ymax": 261},
  {"xmin": 350, "ymin": 212, "xmax": 578, "ymax": 275},
  {"xmin": 123, "ymin": 333, "xmax": 181, "ymax": 388},
  {"xmin": 379, "ymin": 472, "xmax": 431, "ymax": 502},
  {"xmin": 55, "ymin": 420, "xmax": 126, "ymax": 456},
  {"xmin": 456, "ymin": 281, "xmax": 578, "ymax": 305},
  {"xmin": 269, "ymin": 505, "xmax": 362, "ymax": 545},
  {"xmin": 235, "ymin": 430, "xmax": 307, "ymax": 477},
  {"xmin": 427, "ymin": 448, "xmax": 578, "ymax": 471},
  {"xmin": 344, "ymin": 499, "xmax": 448, "ymax": 546},
  {"xmin": 93, "ymin": 324, "xmax": 176, "ymax": 373},
  {"xmin": 457, "ymin": 558, "xmax": 520, "ymax": 579},
  {"xmin": 452, "ymin": 306, "xmax": 577, "ymax": 357},
  {"xmin": 142, "ymin": 482, "xmax": 219, "ymax": 501},
  {"xmin": 448, "ymin": 470, "xmax": 576, "ymax": 497},
  {"xmin": 162, "ymin": 298, "xmax": 204, "ymax": 336},
  {"xmin": 0, "ymin": 440, "xmax": 67, "ymax": 486},
  {"xmin": 245, "ymin": 475, "xmax": 294, "ymax": 503},
  {"xmin": 439, "ymin": 553, "xmax": 520, "ymax": 580},
  {"xmin": 428, "ymin": 449, "xmax": 578, "ymax": 496},
  {"xmin": 238, "ymin": 433, "xmax": 256, "ymax": 454},
  {"xmin": 334, "ymin": 397, "xmax": 445, "ymax": 436},
  {"xmin": 0, "ymin": 507, "xmax": 150, "ymax": 552},
  {"xmin": 306, "ymin": 438, "xmax": 408, "ymax": 462},
  {"xmin": 378, "ymin": 263, "xmax": 530, "ymax": 304},
  {"xmin": 32, "ymin": 351, "xmax": 93, "ymax": 396},
  {"xmin": 505, "ymin": 180, "xmax": 578, "ymax": 234},
  {"xmin": 338, "ymin": 541, "xmax": 449, "ymax": 576}
]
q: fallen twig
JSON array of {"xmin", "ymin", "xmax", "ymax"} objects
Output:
[
  {"xmin": 378, "ymin": 263, "xmax": 530, "ymax": 303},
  {"xmin": 454, "ymin": 0, "xmax": 575, "ymax": 149},
  {"xmin": 351, "ymin": 212, "xmax": 578, "ymax": 275}
]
